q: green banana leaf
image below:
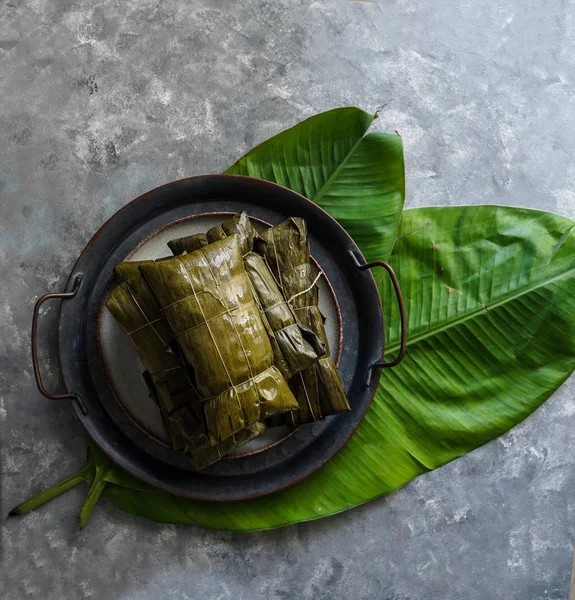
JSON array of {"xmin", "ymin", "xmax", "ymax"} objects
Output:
[
  {"xmin": 225, "ymin": 107, "xmax": 405, "ymax": 262},
  {"xmin": 99, "ymin": 206, "xmax": 575, "ymax": 530},
  {"xmin": 374, "ymin": 206, "xmax": 575, "ymax": 473},
  {"xmin": 20, "ymin": 205, "xmax": 573, "ymax": 529},
  {"xmin": 11, "ymin": 108, "xmax": 575, "ymax": 531}
]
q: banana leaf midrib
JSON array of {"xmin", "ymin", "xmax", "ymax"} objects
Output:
[
  {"xmin": 311, "ymin": 129, "xmax": 375, "ymax": 205},
  {"xmin": 385, "ymin": 265, "xmax": 575, "ymax": 355}
]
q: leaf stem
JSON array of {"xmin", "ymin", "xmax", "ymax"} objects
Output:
[
  {"xmin": 77, "ymin": 470, "xmax": 110, "ymax": 529},
  {"xmin": 8, "ymin": 467, "xmax": 90, "ymax": 516}
]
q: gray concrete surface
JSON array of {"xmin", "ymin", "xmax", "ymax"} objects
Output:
[{"xmin": 2, "ymin": 0, "xmax": 575, "ymax": 598}]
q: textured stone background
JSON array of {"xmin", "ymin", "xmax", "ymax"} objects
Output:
[{"xmin": 2, "ymin": 1, "xmax": 575, "ymax": 598}]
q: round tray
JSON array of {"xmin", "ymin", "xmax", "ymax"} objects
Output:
[{"xmin": 32, "ymin": 175, "xmax": 405, "ymax": 501}]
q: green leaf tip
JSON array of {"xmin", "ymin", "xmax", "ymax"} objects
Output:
[{"xmin": 7, "ymin": 461, "xmax": 93, "ymax": 521}]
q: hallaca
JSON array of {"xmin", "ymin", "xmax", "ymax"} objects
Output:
[
  {"xmin": 106, "ymin": 261, "xmax": 264, "ymax": 469},
  {"xmin": 168, "ymin": 213, "xmax": 323, "ymax": 380},
  {"xmin": 143, "ymin": 371, "xmax": 265, "ymax": 470},
  {"xmin": 262, "ymin": 218, "xmax": 350, "ymax": 424},
  {"xmin": 167, "ymin": 212, "xmax": 264, "ymax": 259},
  {"xmin": 168, "ymin": 213, "xmax": 264, "ymax": 256},
  {"xmin": 141, "ymin": 368, "xmax": 197, "ymax": 454},
  {"xmin": 106, "ymin": 267, "xmax": 204, "ymax": 443},
  {"xmin": 107, "ymin": 263, "xmax": 189, "ymax": 394},
  {"xmin": 140, "ymin": 234, "xmax": 299, "ymax": 444},
  {"xmin": 167, "ymin": 232, "xmax": 207, "ymax": 256}
]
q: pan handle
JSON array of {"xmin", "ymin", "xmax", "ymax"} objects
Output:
[
  {"xmin": 31, "ymin": 275, "xmax": 87, "ymax": 415},
  {"xmin": 350, "ymin": 252, "xmax": 407, "ymax": 386}
]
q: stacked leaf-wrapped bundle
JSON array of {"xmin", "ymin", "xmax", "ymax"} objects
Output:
[
  {"xmin": 168, "ymin": 212, "xmax": 324, "ymax": 380},
  {"xmin": 106, "ymin": 213, "xmax": 348, "ymax": 469},
  {"xmin": 140, "ymin": 234, "xmax": 299, "ymax": 444},
  {"xmin": 262, "ymin": 218, "xmax": 350, "ymax": 424},
  {"xmin": 106, "ymin": 261, "xmax": 263, "ymax": 470},
  {"xmin": 107, "ymin": 261, "xmax": 200, "ymax": 441}
]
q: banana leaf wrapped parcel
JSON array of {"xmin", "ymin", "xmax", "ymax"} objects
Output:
[
  {"xmin": 204, "ymin": 211, "xmax": 267, "ymax": 255},
  {"xmin": 167, "ymin": 232, "xmax": 208, "ymax": 256},
  {"xmin": 168, "ymin": 213, "xmax": 324, "ymax": 380},
  {"xmin": 262, "ymin": 218, "xmax": 350, "ymax": 424},
  {"xmin": 106, "ymin": 267, "xmax": 203, "ymax": 445},
  {"xmin": 107, "ymin": 262, "xmax": 191, "ymax": 405},
  {"xmin": 142, "ymin": 371, "xmax": 265, "ymax": 470},
  {"xmin": 140, "ymin": 234, "xmax": 299, "ymax": 444},
  {"xmin": 141, "ymin": 368, "xmax": 199, "ymax": 453},
  {"xmin": 106, "ymin": 261, "xmax": 265, "ymax": 469},
  {"xmin": 168, "ymin": 212, "xmax": 265, "ymax": 257}
]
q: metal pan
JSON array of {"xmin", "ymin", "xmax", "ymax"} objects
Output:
[{"xmin": 31, "ymin": 175, "xmax": 406, "ymax": 501}]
